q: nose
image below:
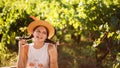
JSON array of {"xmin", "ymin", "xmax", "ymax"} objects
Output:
[{"xmin": 38, "ymin": 31, "xmax": 45, "ymax": 36}]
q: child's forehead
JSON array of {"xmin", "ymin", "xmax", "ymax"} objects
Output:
[{"xmin": 35, "ymin": 26, "xmax": 47, "ymax": 31}]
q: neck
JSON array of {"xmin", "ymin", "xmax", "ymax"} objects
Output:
[{"xmin": 34, "ymin": 41, "xmax": 45, "ymax": 49}]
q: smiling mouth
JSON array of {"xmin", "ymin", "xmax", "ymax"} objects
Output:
[{"xmin": 36, "ymin": 36, "xmax": 43, "ymax": 39}]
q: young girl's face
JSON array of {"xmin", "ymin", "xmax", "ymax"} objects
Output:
[{"xmin": 33, "ymin": 26, "xmax": 48, "ymax": 42}]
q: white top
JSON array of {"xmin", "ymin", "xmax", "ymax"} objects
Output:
[{"xmin": 27, "ymin": 43, "xmax": 49, "ymax": 68}]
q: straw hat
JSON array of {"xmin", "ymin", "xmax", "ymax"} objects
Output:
[{"xmin": 27, "ymin": 20, "xmax": 55, "ymax": 39}]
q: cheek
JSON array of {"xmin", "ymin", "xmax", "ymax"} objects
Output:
[{"xmin": 43, "ymin": 34, "xmax": 47, "ymax": 39}]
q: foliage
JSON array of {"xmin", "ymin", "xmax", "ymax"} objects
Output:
[{"xmin": 0, "ymin": 0, "xmax": 120, "ymax": 68}]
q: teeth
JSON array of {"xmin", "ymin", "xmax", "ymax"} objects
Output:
[
  {"xmin": 36, "ymin": 36, "xmax": 42, "ymax": 39},
  {"xmin": 36, "ymin": 36, "xmax": 39, "ymax": 38}
]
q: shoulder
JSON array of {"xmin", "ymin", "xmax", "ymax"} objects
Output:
[
  {"xmin": 48, "ymin": 43, "xmax": 56, "ymax": 50},
  {"xmin": 23, "ymin": 44, "xmax": 29, "ymax": 49},
  {"xmin": 23, "ymin": 43, "xmax": 33, "ymax": 49},
  {"xmin": 48, "ymin": 43, "xmax": 57, "ymax": 55}
]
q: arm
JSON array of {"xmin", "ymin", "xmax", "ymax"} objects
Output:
[
  {"xmin": 48, "ymin": 44, "xmax": 58, "ymax": 68},
  {"xmin": 17, "ymin": 40, "xmax": 28, "ymax": 68}
]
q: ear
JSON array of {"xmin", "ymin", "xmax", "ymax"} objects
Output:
[{"xmin": 32, "ymin": 32, "xmax": 35, "ymax": 37}]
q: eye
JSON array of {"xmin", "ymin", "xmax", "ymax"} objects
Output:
[
  {"xmin": 42, "ymin": 31, "xmax": 47, "ymax": 35},
  {"xmin": 36, "ymin": 30, "xmax": 41, "ymax": 33}
]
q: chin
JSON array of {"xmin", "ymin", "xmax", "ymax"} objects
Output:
[{"xmin": 38, "ymin": 40, "xmax": 45, "ymax": 42}]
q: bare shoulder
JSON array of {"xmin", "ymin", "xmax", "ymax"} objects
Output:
[
  {"xmin": 48, "ymin": 43, "xmax": 57, "ymax": 54},
  {"xmin": 48, "ymin": 43, "xmax": 56, "ymax": 49},
  {"xmin": 23, "ymin": 45, "xmax": 29, "ymax": 49}
]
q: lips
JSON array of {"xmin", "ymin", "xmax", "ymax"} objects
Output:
[{"xmin": 36, "ymin": 36, "xmax": 43, "ymax": 39}]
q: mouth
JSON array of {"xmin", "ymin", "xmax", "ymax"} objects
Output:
[{"xmin": 36, "ymin": 36, "xmax": 43, "ymax": 39}]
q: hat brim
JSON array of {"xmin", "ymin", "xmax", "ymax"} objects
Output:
[{"xmin": 27, "ymin": 20, "xmax": 55, "ymax": 39}]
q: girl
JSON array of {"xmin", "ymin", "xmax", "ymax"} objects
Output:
[{"xmin": 17, "ymin": 19, "xmax": 58, "ymax": 68}]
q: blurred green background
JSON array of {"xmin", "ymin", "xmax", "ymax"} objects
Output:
[{"xmin": 0, "ymin": 0, "xmax": 120, "ymax": 68}]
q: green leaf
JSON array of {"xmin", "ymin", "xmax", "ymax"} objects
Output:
[{"xmin": 107, "ymin": 32, "xmax": 114, "ymax": 38}]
